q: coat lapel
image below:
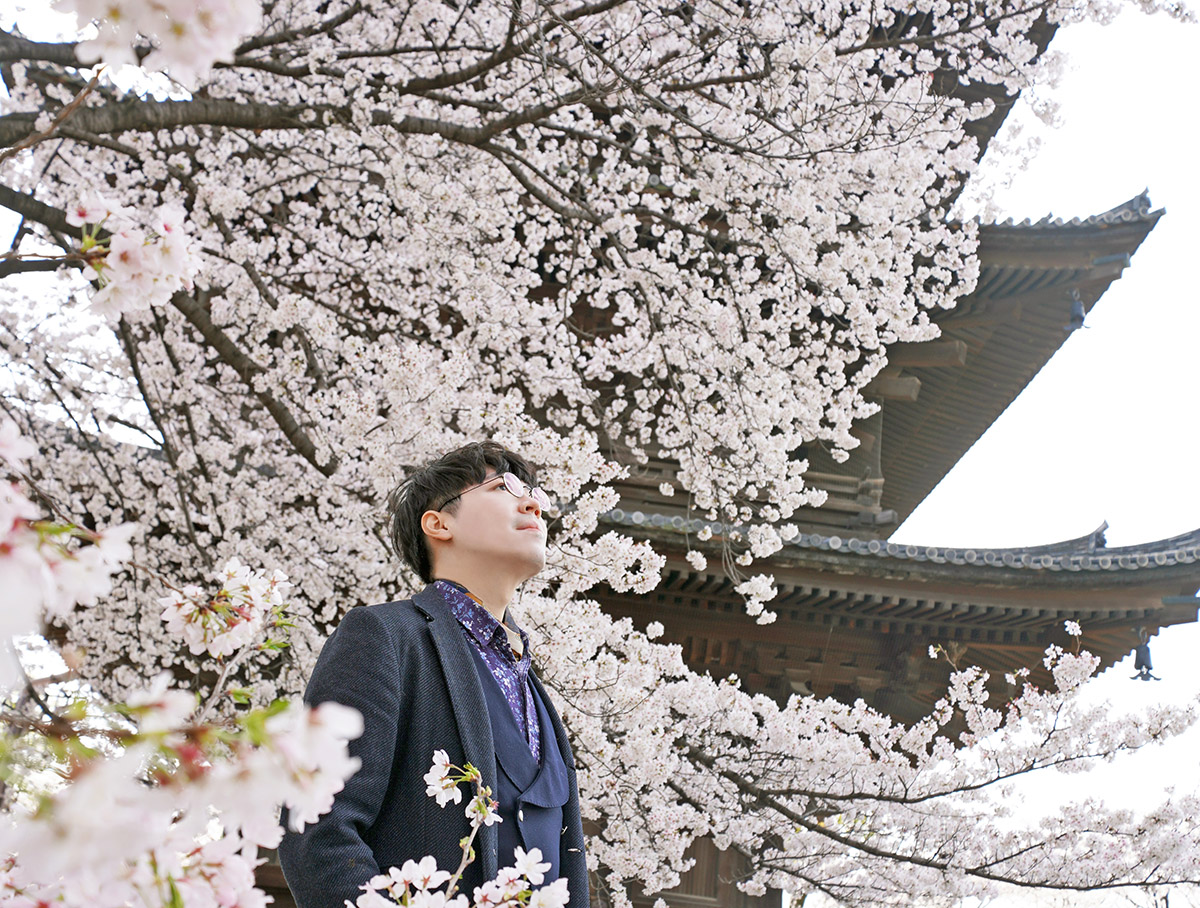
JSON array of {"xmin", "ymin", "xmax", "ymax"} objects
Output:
[
  {"xmin": 514, "ymin": 686, "xmax": 569, "ymax": 809},
  {"xmin": 413, "ymin": 584, "xmax": 500, "ymax": 882},
  {"xmin": 529, "ymin": 670, "xmax": 574, "ymax": 769}
]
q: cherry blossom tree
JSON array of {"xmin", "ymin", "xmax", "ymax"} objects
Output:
[
  {"xmin": 2, "ymin": 0, "xmax": 1199, "ymax": 905},
  {"xmin": 0, "ymin": 422, "xmax": 365, "ymax": 908}
]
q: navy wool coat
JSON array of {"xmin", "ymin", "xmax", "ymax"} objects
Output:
[{"xmin": 278, "ymin": 585, "xmax": 589, "ymax": 908}]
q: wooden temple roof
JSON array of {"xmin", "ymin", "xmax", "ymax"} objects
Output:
[
  {"xmin": 593, "ymin": 193, "xmax": 1193, "ymax": 725},
  {"xmin": 784, "ymin": 193, "xmax": 1164, "ymax": 535},
  {"xmin": 598, "ymin": 511, "xmax": 1200, "ymax": 722},
  {"xmin": 877, "ymin": 194, "xmax": 1164, "ymax": 526}
]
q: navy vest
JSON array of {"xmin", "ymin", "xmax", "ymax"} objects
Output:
[{"xmin": 466, "ymin": 644, "xmax": 569, "ymax": 883}]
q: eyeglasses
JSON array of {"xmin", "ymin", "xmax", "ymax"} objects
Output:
[{"xmin": 436, "ymin": 472, "xmax": 553, "ymax": 513}]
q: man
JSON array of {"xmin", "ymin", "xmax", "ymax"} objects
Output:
[{"xmin": 278, "ymin": 443, "xmax": 588, "ymax": 908}]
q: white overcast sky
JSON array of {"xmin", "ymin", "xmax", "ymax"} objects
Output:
[{"xmin": 897, "ymin": 10, "xmax": 1200, "ymax": 551}]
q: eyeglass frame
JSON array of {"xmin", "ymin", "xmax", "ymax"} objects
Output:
[{"xmin": 434, "ymin": 471, "xmax": 553, "ymax": 513}]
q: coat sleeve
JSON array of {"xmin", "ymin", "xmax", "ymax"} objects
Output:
[{"xmin": 278, "ymin": 605, "xmax": 403, "ymax": 908}]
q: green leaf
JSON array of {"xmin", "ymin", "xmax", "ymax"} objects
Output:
[
  {"xmin": 242, "ymin": 709, "xmax": 268, "ymax": 746},
  {"xmin": 62, "ymin": 699, "xmax": 89, "ymax": 722},
  {"xmin": 167, "ymin": 878, "xmax": 185, "ymax": 908},
  {"xmin": 240, "ymin": 698, "xmax": 292, "ymax": 745}
]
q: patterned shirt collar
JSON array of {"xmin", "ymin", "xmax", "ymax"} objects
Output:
[{"xmin": 434, "ymin": 579, "xmax": 531, "ymax": 657}]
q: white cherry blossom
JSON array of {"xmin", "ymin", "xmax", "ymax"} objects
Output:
[
  {"xmin": 75, "ymin": 201, "xmax": 200, "ymax": 321},
  {"xmin": 511, "ymin": 848, "xmax": 550, "ymax": 887},
  {"xmin": 54, "ymin": 0, "xmax": 263, "ymax": 84},
  {"xmin": 424, "ymin": 750, "xmax": 465, "ymax": 807},
  {"xmin": 0, "ymin": 421, "xmax": 36, "ymax": 470},
  {"xmin": 158, "ymin": 558, "xmax": 290, "ymax": 659}
]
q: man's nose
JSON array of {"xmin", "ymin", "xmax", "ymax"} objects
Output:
[{"xmin": 519, "ymin": 496, "xmax": 542, "ymax": 518}]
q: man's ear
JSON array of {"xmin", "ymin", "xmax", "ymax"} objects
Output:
[{"xmin": 421, "ymin": 509, "xmax": 453, "ymax": 543}]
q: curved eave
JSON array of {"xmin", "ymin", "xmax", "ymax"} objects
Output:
[
  {"xmin": 596, "ymin": 513, "xmax": 1199, "ymax": 719},
  {"xmin": 875, "ymin": 194, "xmax": 1164, "ymax": 526},
  {"xmin": 600, "ymin": 510, "xmax": 1200, "ymax": 593}
]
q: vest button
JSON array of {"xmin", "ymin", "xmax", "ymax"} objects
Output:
[{"xmin": 518, "ymin": 809, "xmax": 525, "ymax": 821}]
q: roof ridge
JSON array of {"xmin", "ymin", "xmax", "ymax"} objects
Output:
[
  {"xmin": 988, "ymin": 191, "xmax": 1162, "ymax": 229},
  {"xmin": 599, "ymin": 508, "xmax": 1200, "ymax": 575}
]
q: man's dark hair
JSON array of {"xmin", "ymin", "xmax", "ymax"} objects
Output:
[{"xmin": 387, "ymin": 441, "xmax": 539, "ymax": 583}]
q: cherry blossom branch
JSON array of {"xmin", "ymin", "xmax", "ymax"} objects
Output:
[
  {"xmin": 233, "ymin": 1, "xmax": 365, "ymax": 54},
  {"xmin": 114, "ymin": 320, "xmax": 216, "ymax": 567},
  {"xmin": 0, "ymin": 184, "xmax": 76, "ymax": 234},
  {"xmin": 0, "ymin": 29, "xmax": 81, "ymax": 66},
  {"xmin": 0, "ymin": 99, "xmax": 320, "ymax": 148},
  {"xmin": 169, "ymin": 290, "xmax": 340, "ymax": 476},
  {"xmin": 835, "ymin": 0, "xmax": 1058, "ymax": 56},
  {"xmin": 0, "ymin": 71, "xmax": 100, "ymax": 166},
  {"xmin": 668, "ymin": 773, "xmax": 1199, "ymax": 891},
  {"xmin": 194, "ymin": 643, "xmax": 259, "ymax": 724},
  {"xmin": 0, "ymin": 255, "xmax": 84, "ymax": 277}
]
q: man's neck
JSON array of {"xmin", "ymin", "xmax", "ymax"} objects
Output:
[{"xmin": 434, "ymin": 572, "xmax": 515, "ymax": 622}]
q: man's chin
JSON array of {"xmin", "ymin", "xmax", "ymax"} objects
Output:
[{"xmin": 518, "ymin": 547, "xmax": 547, "ymax": 581}]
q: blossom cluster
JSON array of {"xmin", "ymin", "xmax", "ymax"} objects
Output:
[
  {"xmin": 0, "ymin": 420, "xmax": 134, "ymax": 688},
  {"xmin": 359, "ymin": 848, "xmax": 567, "ymax": 908},
  {"xmin": 358, "ymin": 753, "xmax": 567, "ymax": 908},
  {"xmin": 0, "ymin": 694, "xmax": 363, "ymax": 908},
  {"xmin": 68, "ymin": 196, "xmax": 199, "ymax": 322},
  {"xmin": 0, "ymin": 421, "xmax": 360, "ymax": 908},
  {"xmin": 421, "ymin": 750, "xmax": 501, "ymax": 830},
  {"xmin": 356, "ymin": 848, "xmax": 568, "ymax": 908},
  {"xmin": 54, "ymin": 0, "xmax": 263, "ymax": 84},
  {"xmin": 422, "ymin": 748, "xmax": 467, "ymax": 807},
  {"xmin": 158, "ymin": 557, "xmax": 291, "ymax": 659},
  {"xmin": 0, "ymin": 420, "xmax": 364, "ymax": 908},
  {"xmin": 732, "ymin": 573, "xmax": 779, "ymax": 625}
]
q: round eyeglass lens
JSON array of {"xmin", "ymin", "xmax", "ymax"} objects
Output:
[{"xmin": 502, "ymin": 472, "xmax": 553, "ymax": 511}]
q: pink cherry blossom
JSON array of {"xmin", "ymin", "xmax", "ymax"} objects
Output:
[
  {"xmin": 402, "ymin": 856, "xmax": 451, "ymax": 893},
  {"xmin": 125, "ymin": 672, "xmax": 197, "ymax": 732},
  {"xmin": 64, "ymin": 194, "xmax": 128, "ymax": 228},
  {"xmin": 158, "ymin": 557, "xmax": 290, "ymax": 658},
  {"xmin": 269, "ymin": 700, "xmax": 364, "ymax": 832},
  {"xmin": 423, "ymin": 749, "xmax": 464, "ymax": 807},
  {"xmin": 409, "ymin": 892, "xmax": 469, "ymax": 908},
  {"xmin": 0, "ymin": 692, "xmax": 364, "ymax": 908},
  {"xmin": 0, "ymin": 426, "xmax": 136, "ymax": 687},
  {"xmin": 355, "ymin": 889, "xmax": 399, "ymax": 908},
  {"xmin": 465, "ymin": 794, "xmax": 502, "ymax": 829},
  {"xmin": 527, "ymin": 878, "xmax": 570, "ymax": 908},
  {"xmin": 54, "ymin": 0, "xmax": 263, "ymax": 84}
]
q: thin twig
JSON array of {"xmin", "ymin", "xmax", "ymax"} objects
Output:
[
  {"xmin": 195, "ymin": 643, "xmax": 259, "ymax": 724},
  {"xmin": 0, "ymin": 71, "xmax": 101, "ymax": 166}
]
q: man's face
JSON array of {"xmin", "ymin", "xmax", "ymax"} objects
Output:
[{"xmin": 439, "ymin": 471, "xmax": 547, "ymax": 579}]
